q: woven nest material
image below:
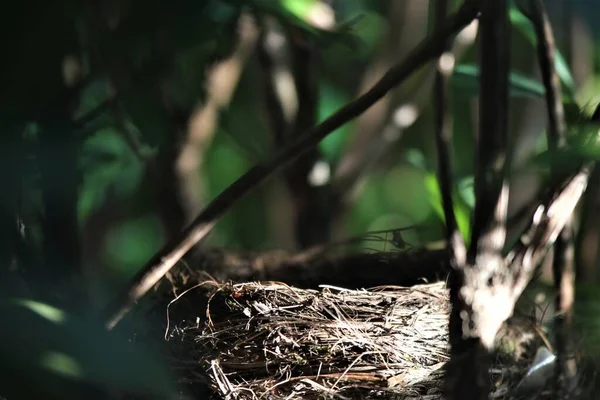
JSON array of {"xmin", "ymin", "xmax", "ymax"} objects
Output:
[{"xmin": 165, "ymin": 281, "xmax": 542, "ymax": 399}]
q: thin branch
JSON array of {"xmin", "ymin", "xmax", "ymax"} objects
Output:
[
  {"xmin": 468, "ymin": 0, "xmax": 511, "ymax": 262},
  {"xmin": 433, "ymin": 0, "xmax": 466, "ymax": 267},
  {"xmin": 527, "ymin": 0, "xmax": 567, "ymax": 148},
  {"xmin": 447, "ymin": 0, "xmax": 511, "ymax": 398},
  {"xmin": 103, "ymin": 0, "xmax": 480, "ymax": 330},
  {"xmin": 527, "ymin": 0, "xmax": 576, "ymax": 395},
  {"xmin": 508, "ymin": 164, "xmax": 592, "ymax": 294}
]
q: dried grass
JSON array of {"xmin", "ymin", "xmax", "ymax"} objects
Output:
[{"xmin": 165, "ymin": 281, "xmax": 542, "ymax": 399}]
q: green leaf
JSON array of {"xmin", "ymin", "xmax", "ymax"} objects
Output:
[
  {"xmin": 509, "ymin": 4, "xmax": 576, "ymax": 98},
  {"xmin": 40, "ymin": 352, "xmax": 83, "ymax": 379},
  {"xmin": 452, "ymin": 64, "xmax": 546, "ymax": 99},
  {"xmin": 11, "ymin": 299, "xmax": 67, "ymax": 324},
  {"xmin": 457, "ymin": 176, "xmax": 475, "ymax": 209},
  {"xmin": 529, "ymin": 121, "xmax": 600, "ymax": 173},
  {"xmin": 0, "ymin": 299, "xmax": 176, "ymax": 398},
  {"xmin": 318, "ymin": 83, "xmax": 353, "ymax": 162},
  {"xmin": 282, "ymin": 0, "xmax": 319, "ymax": 20},
  {"xmin": 249, "ymin": 0, "xmax": 361, "ymax": 49},
  {"xmin": 424, "ymin": 173, "xmax": 471, "ymax": 243},
  {"xmin": 105, "ymin": 215, "xmax": 166, "ymax": 276},
  {"xmin": 78, "ymin": 127, "xmax": 147, "ymax": 224}
]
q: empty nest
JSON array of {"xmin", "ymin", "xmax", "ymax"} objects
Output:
[{"xmin": 164, "ymin": 281, "xmax": 542, "ymax": 399}]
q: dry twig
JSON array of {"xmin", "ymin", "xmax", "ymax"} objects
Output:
[
  {"xmin": 524, "ymin": 0, "xmax": 576, "ymax": 395},
  {"xmin": 165, "ymin": 281, "xmax": 540, "ymax": 400}
]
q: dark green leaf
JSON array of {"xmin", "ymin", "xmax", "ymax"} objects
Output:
[
  {"xmin": 452, "ymin": 64, "xmax": 546, "ymax": 98},
  {"xmin": 424, "ymin": 172, "xmax": 471, "ymax": 243},
  {"xmin": 509, "ymin": 4, "xmax": 576, "ymax": 98},
  {"xmin": 0, "ymin": 298, "xmax": 176, "ymax": 398}
]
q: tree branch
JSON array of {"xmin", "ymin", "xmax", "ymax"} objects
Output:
[
  {"xmin": 171, "ymin": 246, "xmax": 450, "ymax": 292},
  {"xmin": 447, "ymin": 0, "xmax": 511, "ymax": 397},
  {"xmin": 433, "ymin": 0, "xmax": 466, "ymax": 268},
  {"xmin": 103, "ymin": 0, "xmax": 480, "ymax": 330},
  {"xmin": 526, "ymin": 0, "xmax": 576, "ymax": 395}
]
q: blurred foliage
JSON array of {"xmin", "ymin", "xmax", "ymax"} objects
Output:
[
  {"xmin": 3, "ymin": 0, "xmax": 600, "ymax": 397},
  {"xmin": 0, "ymin": 296, "xmax": 175, "ymax": 399},
  {"xmin": 11, "ymin": 0, "xmax": 600, "ymax": 308}
]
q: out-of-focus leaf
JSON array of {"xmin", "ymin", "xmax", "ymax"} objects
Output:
[
  {"xmin": 11, "ymin": 299, "xmax": 67, "ymax": 324},
  {"xmin": 207, "ymin": 135, "xmax": 252, "ymax": 194},
  {"xmin": 74, "ymin": 78, "xmax": 113, "ymax": 121},
  {"xmin": 574, "ymin": 76, "xmax": 600, "ymax": 117},
  {"xmin": 348, "ymin": 176, "xmax": 387, "ymax": 234},
  {"xmin": 383, "ymin": 166, "xmax": 432, "ymax": 224},
  {"xmin": 78, "ymin": 127, "xmax": 147, "ymax": 224},
  {"xmin": 424, "ymin": 173, "xmax": 471, "ymax": 243},
  {"xmin": 351, "ymin": 12, "xmax": 386, "ymax": 57},
  {"xmin": 457, "ymin": 176, "xmax": 475, "ymax": 209},
  {"xmin": 452, "ymin": 64, "xmax": 547, "ymax": 99},
  {"xmin": 40, "ymin": 352, "xmax": 83, "ymax": 379},
  {"xmin": 248, "ymin": 0, "xmax": 361, "ymax": 49},
  {"xmin": 318, "ymin": 82, "xmax": 353, "ymax": 162},
  {"xmin": 0, "ymin": 298, "xmax": 176, "ymax": 399},
  {"xmin": 404, "ymin": 148, "xmax": 427, "ymax": 170},
  {"xmin": 105, "ymin": 215, "xmax": 165, "ymax": 276},
  {"xmin": 282, "ymin": 0, "xmax": 318, "ymax": 19},
  {"xmin": 509, "ymin": 4, "xmax": 576, "ymax": 98},
  {"xmin": 204, "ymin": 133, "xmax": 268, "ymax": 248},
  {"xmin": 529, "ymin": 120, "xmax": 600, "ymax": 175}
]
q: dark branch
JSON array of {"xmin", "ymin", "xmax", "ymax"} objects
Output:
[
  {"xmin": 175, "ymin": 246, "xmax": 450, "ymax": 291},
  {"xmin": 468, "ymin": 0, "xmax": 511, "ymax": 262},
  {"xmin": 447, "ymin": 0, "xmax": 511, "ymax": 398},
  {"xmin": 103, "ymin": 0, "xmax": 480, "ymax": 330},
  {"xmin": 508, "ymin": 164, "xmax": 592, "ymax": 294},
  {"xmin": 287, "ymin": 27, "xmax": 333, "ymax": 248},
  {"xmin": 257, "ymin": 22, "xmax": 291, "ymax": 148},
  {"xmin": 527, "ymin": 0, "xmax": 576, "ymax": 395},
  {"xmin": 433, "ymin": 0, "xmax": 466, "ymax": 267},
  {"xmin": 527, "ymin": 0, "xmax": 567, "ymax": 148}
]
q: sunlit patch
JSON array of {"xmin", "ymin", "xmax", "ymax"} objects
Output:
[
  {"xmin": 457, "ymin": 20, "xmax": 479, "ymax": 44},
  {"xmin": 307, "ymin": 3, "xmax": 335, "ymax": 30},
  {"xmin": 393, "ymin": 104, "xmax": 418, "ymax": 128},
  {"xmin": 534, "ymin": 292, "xmax": 546, "ymax": 305},
  {"xmin": 62, "ymin": 55, "xmax": 82, "ymax": 87},
  {"xmin": 308, "ymin": 160, "xmax": 331, "ymax": 186},
  {"xmin": 12, "ymin": 299, "xmax": 66, "ymax": 324},
  {"xmin": 265, "ymin": 30, "xmax": 285, "ymax": 53},
  {"xmin": 283, "ymin": 0, "xmax": 335, "ymax": 30},
  {"xmin": 438, "ymin": 52, "xmax": 455, "ymax": 74},
  {"xmin": 273, "ymin": 69, "xmax": 299, "ymax": 123},
  {"xmin": 40, "ymin": 352, "xmax": 82, "ymax": 379}
]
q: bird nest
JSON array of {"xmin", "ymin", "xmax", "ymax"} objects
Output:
[{"xmin": 164, "ymin": 281, "xmax": 544, "ymax": 399}]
